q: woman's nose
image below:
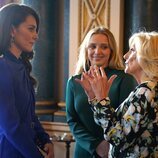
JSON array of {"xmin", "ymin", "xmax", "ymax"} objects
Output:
[
  {"xmin": 123, "ymin": 51, "xmax": 129, "ymax": 60},
  {"xmin": 95, "ymin": 47, "xmax": 102, "ymax": 54},
  {"xmin": 33, "ymin": 32, "xmax": 38, "ymax": 41}
]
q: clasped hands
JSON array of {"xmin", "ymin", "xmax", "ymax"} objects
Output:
[{"xmin": 75, "ymin": 66, "xmax": 117, "ymax": 102}]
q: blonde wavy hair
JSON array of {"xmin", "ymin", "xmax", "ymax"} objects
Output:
[
  {"xmin": 129, "ymin": 31, "xmax": 158, "ymax": 81},
  {"xmin": 75, "ymin": 26, "xmax": 124, "ymax": 75}
]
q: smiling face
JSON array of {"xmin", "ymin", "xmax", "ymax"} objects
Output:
[
  {"xmin": 87, "ymin": 34, "xmax": 111, "ymax": 68},
  {"xmin": 124, "ymin": 44, "xmax": 143, "ymax": 81},
  {"xmin": 10, "ymin": 15, "xmax": 38, "ymax": 57}
]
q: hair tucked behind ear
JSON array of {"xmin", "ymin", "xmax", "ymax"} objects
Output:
[{"xmin": 0, "ymin": 3, "xmax": 39, "ymax": 87}]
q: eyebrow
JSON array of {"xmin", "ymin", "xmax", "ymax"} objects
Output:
[
  {"xmin": 88, "ymin": 42, "xmax": 109, "ymax": 45},
  {"xmin": 28, "ymin": 25, "xmax": 36, "ymax": 28}
]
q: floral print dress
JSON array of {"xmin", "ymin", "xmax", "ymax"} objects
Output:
[{"xmin": 92, "ymin": 81, "xmax": 158, "ymax": 158}]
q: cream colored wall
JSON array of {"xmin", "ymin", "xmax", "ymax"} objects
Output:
[
  {"xmin": 110, "ymin": 0, "xmax": 124, "ymax": 58},
  {"xmin": 69, "ymin": 0, "xmax": 80, "ymax": 77}
]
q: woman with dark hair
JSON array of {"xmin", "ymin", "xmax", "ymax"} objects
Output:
[{"xmin": 0, "ymin": 3, "xmax": 54, "ymax": 158}]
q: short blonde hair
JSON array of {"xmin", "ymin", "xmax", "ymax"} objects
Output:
[
  {"xmin": 129, "ymin": 31, "xmax": 158, "ymax": 81},
  {"xmin": 75, "ymin": 26, "xmax": 124, "ymax": 75}
]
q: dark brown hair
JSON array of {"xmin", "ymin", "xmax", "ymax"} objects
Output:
[{"xmin": 0, "ymin": 3, "xmax": 40, "ymax": 86}]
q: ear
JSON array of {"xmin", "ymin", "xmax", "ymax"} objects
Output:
[{"xmin": 10, "ymin": 25, "xmax": 16, "ymax": 38}]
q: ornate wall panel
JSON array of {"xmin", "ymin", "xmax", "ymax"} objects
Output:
[
  {"xmin": 79, "ymin": 0, "xmax": 110, "ymax": 43},
  {"xmin": 79, "ymin": 0, "xmax": 110, "ymax": 42}
]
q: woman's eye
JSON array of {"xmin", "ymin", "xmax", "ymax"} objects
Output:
[
  {"xmin": 102, "ymin": 45, "xmax": 109, "ymax": 49},
  {"xmin": 88, "ymin": 45, "xmax": 96, "ymax": 49},
  {"xmin": 130, "ymin": 48, "xmax": 135, "ymax": 52},
  {"xmin": 28, "ymin": 27, "xmax": 35, "ymax": 32}
]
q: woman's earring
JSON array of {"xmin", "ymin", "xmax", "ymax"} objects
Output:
[{"xmin": 11, "ymin": 36, "xmax": 15, "ymax": 43}]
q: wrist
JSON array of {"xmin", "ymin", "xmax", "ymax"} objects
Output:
[
  {"xmin": 88, "ymin": 97, "xmax": 98, "ymax": 105},
  {"xmin": 99, "ymin": 97, "xmax": 110, "ymax": 106},
  {"xmin": 96, "ymin": 95, "xmax": 108, "ymax": 102},
  {"xmin": 86, "ymin": 91, "xmax": 95, "ymax": 100}
]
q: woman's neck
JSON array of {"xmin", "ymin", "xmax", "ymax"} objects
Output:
[
  {"xmin": 9, "ymin": 47, "xmax": 21, "ymax": 59},
  {"xmin": 133, "ymin": 69, "xmax": 144, "ymax": 84},
  {"xmin": 137, "ymin": 73, "xmax": 151, "ymax": 84}
]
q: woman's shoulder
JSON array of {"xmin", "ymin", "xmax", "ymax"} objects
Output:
[
  {"xmin": 134, "ymin": 81, "xmax": 157, "ymax": 102},
  {"xmin": 0, "ymin": 55, "xmax": 5, "ymax": 63},
  {"xmin": 0, "ymin": 56, "xmax": 9, "ymax": 72},
  {"xmin": 67, "ymin": 74, "xmax": 82, "ymax": 91},
  {"xmin": 0, "ymin": 56, "xmax": 12, "ymax": 85},
  {"xmin": 138, "ymin": 81, "xmax": 157, "ymax": 91},
  {"xmin": 106, "ymin": 67, "xmax": 122, "ymax": 73},
  {"xmin": 108, "ymin": 68, "xmax": 132, "ymax": 78},
  {"xmin": 68, "ymin": 74, "xmax": 81, "ymax": 82},
  {"xmin": 108, "ymin": 68, "xmax": 137, "ymax": 85}
]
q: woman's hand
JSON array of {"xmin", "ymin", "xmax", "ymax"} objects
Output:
[
  {"xmin": 44, "ymin": 143, "xmax": 54, "ymax": 158},
  {"xmin": 75, "ymin": 66, "xmax": 117, "ymax": 102},
  {"xmin": 75, "ymin": 71, "xmax": 95, "ymax": 100},
  {"xmin": 96, "ymin": 140, "xmax": 109, "ymax": 158},
  {"xmin": 87, "ymin": 66, "xmax": 117, "ymax": 101}
]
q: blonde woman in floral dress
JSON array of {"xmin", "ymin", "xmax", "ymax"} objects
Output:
[{"xmin": 76, "ymin": 31, "xmax": 158, "ymax": 157}]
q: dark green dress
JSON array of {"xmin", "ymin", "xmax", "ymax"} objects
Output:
[{"xmin": 66, "ymin": 67, "xmax": 137, "ymax": 158}]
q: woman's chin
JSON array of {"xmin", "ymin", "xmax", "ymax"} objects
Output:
[
  {"xmin": 124, "ymin": 68, "xmax": 130, "ymax": 74},
  {"xmin": 92, "ymin": 62, "xmax": 107, "ymax": 68}
]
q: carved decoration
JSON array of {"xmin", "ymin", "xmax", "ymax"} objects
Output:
[{"xmin": 79, "ymin": 0, "xmax": 110, "ymax": 43}]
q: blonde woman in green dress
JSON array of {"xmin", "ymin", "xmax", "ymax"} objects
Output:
[{"xmin": 66, "ymin": 26, "xmax": 137, "ymax": 158}]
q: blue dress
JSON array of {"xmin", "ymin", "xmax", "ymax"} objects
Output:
[{"xmin": 0, "ymin": 51, "xmax": 51, "ymax": 158}]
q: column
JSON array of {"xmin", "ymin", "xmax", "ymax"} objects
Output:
[{"xmin": 124, "ymin": 0, "xmax": 158, "ymax": 52}]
